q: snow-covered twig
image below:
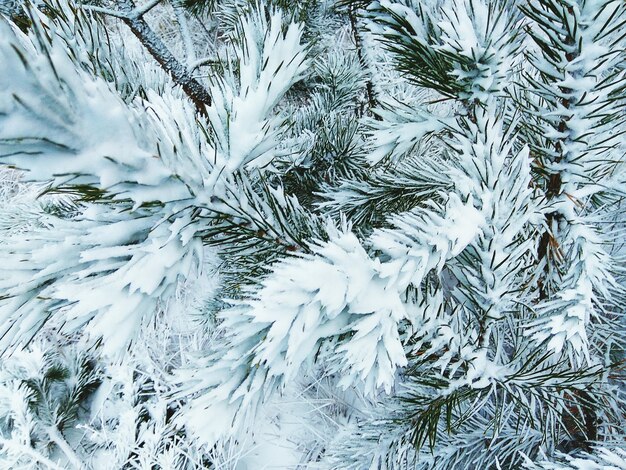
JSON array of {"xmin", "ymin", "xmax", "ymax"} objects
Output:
[
  {"xmin": 172, "ymin": 0, "xmax": 196, "ymax": 67},
  {"xmin": 45, "ymin": 426, "xmax": 84, "ymax": 470},
  {"xmin": 83, "ymin": 0, "xmax": 211, "ymax": 111},
  {"xmin": 83, "ymin": 0, "xmax": 163, "ymax": 20},
  {"xmin": 81, "ymin": 4, "xmax": 128, "ymax": 18},
  {"xmin": 188, "ymin": 56, "xmax": 216, "ymax": 72},
  {"xmin": 132, "ymin": 0, "xmax": 164, "ymax": 18}
]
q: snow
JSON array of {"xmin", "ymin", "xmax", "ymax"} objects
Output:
[
  {"xmin": 205, "ymin": 11, "xmax": 309, "ymax": 181},
  {"xmin": 1, "ymin": 0, "xmax": 626, "ymax": 468}
]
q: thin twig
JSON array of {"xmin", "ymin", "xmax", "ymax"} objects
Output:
[
  {"xmin": 189, "ymin": 57, "xmax": 217, "ymax": 72},
  {"xmin": 45, "ymin": 426, "xmax": 84, "ymax": 469},
  {"xmin": 132, "ymin": 0, "xmax": 163, "ymax": 18},
  {"xmin": 82, "ymin": 4, "xmax": 127, "ymax": 19}
]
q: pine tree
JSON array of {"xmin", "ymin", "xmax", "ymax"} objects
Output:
[{"xmin": 0, "ymin": 0, "xmax": 625, "ymax": 468}]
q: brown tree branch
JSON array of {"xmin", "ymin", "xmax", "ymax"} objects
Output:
[
  {"xmin": 88, "ymin": 0, "xmax": 211, "ymax": 113},
  {"xmin": 348, "ymin": 5, "xmax": 380, "ymax": 120}
]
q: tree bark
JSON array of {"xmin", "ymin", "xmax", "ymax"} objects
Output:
[
  {"xmin": 348, "ymin": 5, "xmax": 379, "ymax": 119},
  {"xmin": 115, "ymin": 0, "xmax": 211, "ymax": 113}
]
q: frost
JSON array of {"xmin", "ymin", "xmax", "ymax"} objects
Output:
[
  {"xmin": 0, "ymin": 6, "xmax": 310, "ymax": 357},
  {"xmin": 436, "ymin": 0, "xmax": 517, "ymax": 101},
  {"xmin": 177, "ymin": 224, "xmax": 413, "ymax": 445},
  {"xmin": 205, "ymin": 10, "xmax": 309, "ymax": 184},
  {"xmin": 366, "ymin": 98, "xmax": 447, "ymax": 164},
  {"xmin": 0, "ymin": 0, "xmax": 625, "ymax": 467}
]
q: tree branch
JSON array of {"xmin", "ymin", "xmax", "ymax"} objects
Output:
[
  {"xmin": 45, "ymin": 426, "xmax": 84, "ymax": 469},
  {"xmin": 132, "ymin": 0, "xmax": 163, "ymax": 17},
  {"xmin": 86, "ymin": 0, "xmax": 211, "ymax": 113},
  {"xmin": 348, "ymin": 4, "xmax": 379, "ymax": 119},
  {"xmin": 82, "ymin": 4, "xmax": 128, "ymax": 19},
  {"xmin": 188, "ymin": 56, "xmax": 217, "ymax": 72},
  {"xmin": 172, "ymin": 0, "xmax": 196, "ymax": 67}
]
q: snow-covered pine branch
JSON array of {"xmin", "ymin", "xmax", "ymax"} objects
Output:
[
  {"xmin": 1, "ymin": 0, "xmax": 626, "ymax": 467},
  {"xmin": 0, "ymin": 4, "xmax": 311, "ymax": 358},
  {"xmin": 82, "ymin": 0, "xmax": 213, "ymax": 111},
  {"xmin": 522, "ymin": 0, "xmax": 626, "ymax": 364}
]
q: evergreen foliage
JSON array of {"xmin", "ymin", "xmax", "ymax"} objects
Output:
[{"xmin": 0, "ymin": 0, "xmax": 625, "ymax": 468}]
